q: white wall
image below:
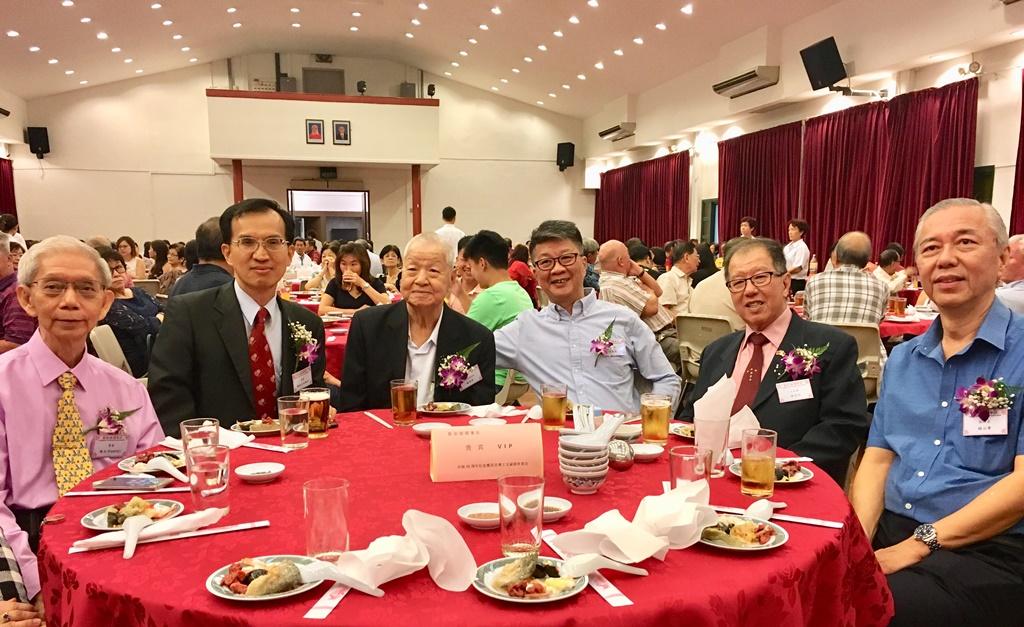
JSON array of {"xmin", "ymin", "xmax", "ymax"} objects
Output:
[{"xmin": 0, "ymin": 86, "xmax": 27, "ymax": 150}]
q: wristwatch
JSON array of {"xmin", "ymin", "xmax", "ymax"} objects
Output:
[{"xmin": 913, "ymin": 523, "xmax": 941, "ymax": 552}]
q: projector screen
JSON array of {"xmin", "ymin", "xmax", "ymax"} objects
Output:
[{"xmin": 287, "ymin": 189, "xmax": 368, "ymax": 214}]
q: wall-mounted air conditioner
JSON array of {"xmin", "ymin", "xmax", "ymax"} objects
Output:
[
  {"xmin": 598, "ymin": 122, "xmax": 636, "ymax": 142},
  {"xmin": 712, "ymin": 66, "xmax": 780, "ymax": 98}
]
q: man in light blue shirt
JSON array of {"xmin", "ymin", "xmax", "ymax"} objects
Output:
[
  {"xmin": 495, "ymin": 220, "xmax": 681, "ymax": 413},
  {"xmin": 851, "ymin": 199, "xmax": 1024, "ymax": 626},
  {"xmin": 996, "ymin": 234, "xmax": 1024, "ymax": 314}
]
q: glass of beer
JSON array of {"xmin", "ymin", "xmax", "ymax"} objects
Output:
[
  {"xmin": 540, "ymin": 383, "xmax": 568, "ymax": 431},
  {"xmin": 640, "ymin": 393, "xmax": 671, "ymax": 444},
  {"xmin": 390, "ymin": 379, "xmax": 418, "ymax": 426},
  {"xmin": 740, "ymin": 428, "xmax": 777, "ymax": 498},
  {"xmin": 301, "ymin": 388, "xmax": 332, "ymax": 439},
  {"xmin": 277, "ymin": 395, "xmax": 310, "ymax": 450}
]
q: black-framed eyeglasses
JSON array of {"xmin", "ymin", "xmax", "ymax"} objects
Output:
[
  {"xmin": 534, "ymin": 253, "xmax": 580, "ymax": 271},
  {"xmin": 232, "ymin": 237, "xmax": 288, "ymax": 252},
  {"xmin": 30, "ymin": 279, "xmax": 104, "ymax": 300},
  {"xmin": 725, "ymin": 271, "xmax": 783, "ymax": 293}
]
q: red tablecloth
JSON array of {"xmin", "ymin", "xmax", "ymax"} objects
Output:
[
  {"xmin": 879, "ymin": 317, "xmax": 931, "ymax": 338},
  {"xmin": 294, "ymin": 299, "xmax": 320, "ymax": 314},
  {"xmin": 38, "ymin": 415, "xmax": 892, "ymax": 626},
  {"xmin": 324, "ymin": 322, "xmax": 349, "ymax": 378},
  {"xmin": 897, "ymin": 288, "xmax": 921, "ymax": 304}
]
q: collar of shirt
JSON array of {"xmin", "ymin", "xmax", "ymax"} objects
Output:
[
  {"xmin": 0, "ymin": 273, "xmax": 15, "ymax": 293},
  {"xmin": 24, "ymin": 330, "xmax": 97, "ymax": 391},
  {"xmin": 741, "ymin": 306, "xmax": 792, "ymax": 352},
  {"xmin": 546, "ymin": 289, "xmax": 598, "ymax": 321},
  {"xmin": 916, "ymin": 298, "xmax": 1011, "ymax": 364},
  {"xmin": 408, "ymin": 308, "xmax": 444, "ymax": 353},
  {"xmin": 1002, "ymin": 279, "xmax": 1024, "ymax": 290},
  {"xmin": 234, "ymin": 280, "xmax": 281, "ymax": 327}
]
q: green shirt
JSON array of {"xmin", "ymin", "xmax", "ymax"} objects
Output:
[{"xmin": 467, "ymin": 279, "xmax": 534, "ymax": 387}]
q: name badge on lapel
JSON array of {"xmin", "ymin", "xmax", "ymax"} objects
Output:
[
  {"xmin": 91, "ymin": 434, "xmax": 129, "ymax": 459},
  {"xmin": 963, "ymin": 409, "xmax": 1008, "ymax": 437},
  {"xmin": 460, "ymin": 365, "xmax": 483, "ymax": 391},
  {"xmin": 292, "ymin": 366, "xmax": 313, "ymax": 392},
  {"xmin": 776, "ymin": 379, "xmax": 813, "ymax": 403}
]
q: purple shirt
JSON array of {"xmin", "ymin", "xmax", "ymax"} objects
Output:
[
  {"xmin": 0, "ymin": 331, "xmax": 164, "ymax": 598},
  {"xmin": 0, "ymin": 274, "xmax": 36, "ymax": 346}
]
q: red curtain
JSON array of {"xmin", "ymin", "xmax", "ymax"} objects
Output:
[
  {"xmin": 1010, "ymin": 70, "xmax": 1024, "ymax": 235},
  {"xmin": 718, "ymin": 122, "xmax": 802, "ymax": 243},
  {"xmin": 0, "ymin": 159, "xmax": 14, "ymax": 220},
  {"xmin": 594, "ymin": 151, "xmax": 689, "ymax": 245}
]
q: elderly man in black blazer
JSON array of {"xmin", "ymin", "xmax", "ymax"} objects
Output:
[
  {"xmin": 339, "ymin": 233, "xmax": 495, "ymax": 411},
  {"xmin": 681, "ymin": 237, "xmax": 867, "ymax": 484},
  {"xmin": 149, "ymin": 199, "xmax": 326, "ymax": 437}
]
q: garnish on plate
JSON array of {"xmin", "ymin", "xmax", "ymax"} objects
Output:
[
  {"xmin": 422, "ymin": 401, "xmax": 460, "ymax": 412},
  {"xmin": 127, "ymin": 451, "xmax": 186, "ymax": 472},
  {"xmin": 489, "ymin": 554, "xmax": 578, "ymax": 599},
  {"xmin": 105, "ymin": 496, "xmax": 173, "ymax": 528},
  {"xmin": 775, "ymin": 460, "xmax": 804, "ymax": 482},
  {"xmin": 219, "ymin": 558, "xmax": 302, "ymax": 597},
  {"xmin": 701, "ymin": 515, "xmax": 776, "ymax": 548}
]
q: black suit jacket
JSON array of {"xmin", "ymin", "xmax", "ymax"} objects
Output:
[
  {"xmin": 148, "ymin": 282, "xmax": 326, "ymax": 436},
  {"xmin": 338, "ymin": 302, "xmax": 496, "ymax": 411},
  {"xmin": 681, "ymin": 314, "xmax": 867, "ymax": 484}
]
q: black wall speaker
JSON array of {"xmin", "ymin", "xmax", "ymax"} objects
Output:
[
  {"xmin": 556, "ymin": 142, "xmax": 575, "ymax": 172},
  {"xmin": 25, "ymin": 127, "xmax": 50, "ymax": 159},
  {"xmin": 799, "ymin": 36, "xmax": 848, "ymax": 91}
]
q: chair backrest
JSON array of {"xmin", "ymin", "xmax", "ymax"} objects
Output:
[
  {"xmin": 494, "ymin": 369, "xmax": 531, "ymax": 405},
  {"xmin": 133, "ymin": 279, "xmax": 159, "ymax": 297},
  {"xmin": 675, "ymin": 314, "xmax": 735, "ymax": 385},
  {"xmin": 831, "ymin": 323, "xmax": 883, "ymax": 404},
  {"xmin": 89, "ymin": 325, "xmax": 132, "ymax": 375}
]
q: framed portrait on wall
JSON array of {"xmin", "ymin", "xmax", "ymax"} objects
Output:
[
  {"xmin": 332, "ymin": 120, "xmax": 351, "ymax": 145},
  {"xmin": 306, "ymin": 119, "xmax": 325, "ymax": 144}
]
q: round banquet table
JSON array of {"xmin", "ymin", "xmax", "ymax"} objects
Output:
[
  {"xmin": 323, "ymin": 321, "xmax": 349, "ymax": 378},
  {"xmin": 879, "ymin": 317, "xmax": 932, "ymax": 338},
  {"xmin": 294, "ymin": 298, "xmax": 320, "ymax": 314},
  {"xmin": 897, "ymin": 288, "xmax": 921, "ymax": 305},
  {"xmin": 38, "ymin": 414, "xmax": 893, "ymax": 626}
]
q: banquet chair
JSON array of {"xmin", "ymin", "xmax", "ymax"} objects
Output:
[
  {"xmin": 832, "ymin": 323, "xmax": 883, "ymax": 405},
  {"xmin": 675, "ymin": 314, "xmax": 735, "ymax": 387},
  {"xmin": 133, "ymin": 279, "xmax": 160, "ymax": 297},
  {"xmin": 89, "ymin": 325, "xmax": 133, "ymax": 375},
  {"xmin": 495, "ymin": 369, "xmax": 531, "ymax": 405}
]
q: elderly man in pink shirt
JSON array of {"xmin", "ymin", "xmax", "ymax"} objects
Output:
[{"xmin": 0, "ymin": 236, "xmax": 163, "ymax": 611}]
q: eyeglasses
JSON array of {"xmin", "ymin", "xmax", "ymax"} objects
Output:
[
  {"xmin": 533, "ymin": 253, "xmax": 580, "ymax": 271},
  {"xmin": 232, "ymin": 236, "xmax": 288, "ymax": 252},
  {"xmin": 30, "ymin": 279, "xmax": 104, "ymax": 300},
  {"xmin": 109, "ymin": 265, "xmax": 126, "ymax": 275},
  {"xmin": 725, "ymin": 271, "xmax": 782, "ymax": 293}
]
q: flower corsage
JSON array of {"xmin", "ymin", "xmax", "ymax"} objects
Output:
[
  {"xmin": 955, "ymin": 377, "xmax": 1016, "ymax": 421},
  {"xmin": 289, "ymin": 321, "xmax": 320, "ymax": 371},
  {"xmin": 84, "ymin": 407, "xmax": 139, "ymax": 435},
  {"xmin": 437, "ymin": 342, "xmax": 481, "ymax": 390},
  {"xmin": 775, "ymin": 344, "xmax": 829, "ymax": 381},
  {"xmin": 591, "ymin": 319, "xmax": 617, "ymax": 366}
]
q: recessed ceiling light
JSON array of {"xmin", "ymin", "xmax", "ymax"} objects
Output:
[
  {"xmin": 511, "ymin": 67, "xmax": 520, "ymax": 73},
  {"xmin": 491, "ymin": 6, "xmax": 501, "ymax": 15},
  {"xmin": 61, "ymin": 0, "xmax": 74, "ymax": 6},
  {"xmin": 80, "ymin": 17, "xmax": 91, "ymax": 23},
  {"xmin": 181, "ymin": 46, "xmax": 190, "ymax": 51},
  {"xmin": 150, "ymin": 2, "xmax": 161, "ymax": 8},
  {"xmin": 451, "ymin": 61, "xmax": 459, "ymax": 67},
  {"xmin": 548, "ymin": 92, "xmax": 556, "ymax": 98},
  {"xmin": 411, "ymin": 18, "xmax": 421, "ymax": 25},
  {"xmin": 459, "ymin": 50, "xmax": 468, "ymax": 56},
  {"xmin": 136, "ymin": 68, "xmax": 144, "ymax": 73},
  {"xmin": 479, "ymin": 23, "xmax": 488, "ymax": 30},
  {"xmin": 47, "ymin": 58, "xmax": 58, "ymax": 64},
  {"xmin": 189, "ymin": 57, "xmax": 198, "ymax": 62},
  {"xmin": 96, "ymin": 31, "xmax": 108, "ymax": 39},
  {"xmin": 28, "ymin": 45, "xmax": 40, "ymax": 52},
  {"xmin": 64, "ymin": 69, "xmax": 74, "ymax": 75},
  {"xmin": 491, "ymin": 86, "xmax": 498, "ymax": 91},
  {"xmin": 444, "ymin": 71, "xmax": 452, "ymax": 76},
  {"xmin": 233, "ymin": 22, "xmax": 242, "ymax": 28},
  {"xmin": 536, "ymin": 100, "xmax": 544, "ymax": 105},
  {"xmin": 537, "ymin": 44, "xmax": 547, "ymax": 51},
  {"xmin": 163, "ymin": 20, "xmax": 173, "ymax": 26},
  {"xmin": 588, "ymin": 0, "xmax": 599, "ymax": 6},
  {"xmin": 418, "ymin": 2, "xmax": 428, "ymax": 9},
  {"xmin": 553, "ymin": 30, "xmax": 563, "ymax": 37},
  {"xmin": 5, "ymin": 30, "xmax": 18, "ymax": 37},
  {"xmin": 523, "ymin": 56, "xmax": 532, "ymax": 62},
  {"xmin": 291, "ymin": 7, "xmax": 301, "ymax": 13},
  {"xmin": 633, "ymin": 36, "xmax": 644, "ymax": 45},
  {"xmin": 681, "ymin": 3, "xmax": 694, "ymax": 15},
  {"xmin": 111, "ymin": 46, "xmax": 121, "ymax": 52},
  {"xmin": 226, "ymin": 7, "xmax": 236, "ymax": 13},
  {"xmin": 79, "ymin": 80, "xmax": 88, "ymax": 84},
  {"xmin": 577, "ymin": 73, "xmax": 586, "ymax": 80},
  {"xmin": 613, "ymin": 48, "xmax": 624, "ymax": 56},
  {"xmin": 172, "ymin": 34, "xmax": 182, "ymax": 40},
  {"xmin": 349, "ymin": 26, "xmax": 358, "ymax": 31},
  {"xmin": 500, "ymin": 78, "xmax": 508, "ymax": 83},
  {"xmin": 655, "ymin": 22, "xmax": 666, "ymax": 30},
  {"xmin": 124, "ymin": 58, "xmax": 133, "ymax": 63},
  {"xmin": 405, "ymin": 32, "xmax": 413, "ymax": 38},
  {"xmin": 594, "ymin": 61, "xmax": 604, "ymax": 69},
  {"xmin": 291, "ymin": 23, "xmax": 301, "ymax": 28},
  {"xmin": 561, "ymin": 84, "xmax": 570, "ymax": 89},
  {"xmin": 569, "ymin": 15, "xmax": 580, "ymax": 24},
  {"xmin": 351, "ymin": 11, "xmax": 361, "ymax": 17},
  {"xmin": 468, "ymin": 37, "xmax": 477, "ymax": 44}
]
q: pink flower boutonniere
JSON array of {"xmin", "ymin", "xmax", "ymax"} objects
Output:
[
  {"xmin": 289, "ymin": 321, "xmax": 320, "ymax": 371},
  {"xmin": 437, "ymin": 342, "xmax": 480, "ymax": 390},
  {"xmin": 84, "ymin": 407, "xmax": 139, "ymax": 435},
  {"xmin": 775, "ymin": 344, "xmax": 829, "ymax": 381},
  {"xmin": 590, "ymin": 319, "xmax": 617, "ymax": 366},
  {"xmin": 955, "ymin": 377, "xmax": 1016, "ymax": 421}
]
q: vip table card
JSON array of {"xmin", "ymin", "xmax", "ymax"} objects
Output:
[{"xmin": 429, "ymin": 423, "xmax": 544, "ymax": 482}]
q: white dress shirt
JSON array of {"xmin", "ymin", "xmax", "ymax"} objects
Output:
[
  {"xmin": 405, "ymin": 309, "xmax": 444, "ymax": 407},
  {"xmin": 234, "ymin": 281, "xmax": 284, "ymax": 388},
  {"xmin": 435, "ymin": 223, "xmax": 467, "ymax": 262},
  {"xmin": 657, "ymin": 266, "xmax": 693, "ymax": 317},
  {"xmin": 997, "ymin": 279, "xmax": 1024, "ymax": 315},
  {"xmin": 872, "ymin": 266, "xmax": 907, "ymax": 294},
  {"xmin": 783, "ymin": 239, "xmax": 810, "ymax": 280},
  {"xmin": 289, "ymin": 253, "xmax": 320, "ymax": 280}
]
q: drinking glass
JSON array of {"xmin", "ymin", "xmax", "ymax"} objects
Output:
[
  {"xmin": 179, "ymin": 418, "xmax": 219, "ymax": 474},
  {"xmin": 304, "ymin": 477, "xmax": 350, "ymax": 562},
  {"xmin": 740, "ymin": 428, "xmax": 778, "ymax": 498},
  {"xmin": 301, "ymin": 387, "xmax": 332, "ymax": 439},
  {"xmin": 668, "ymin": 446, "xmax": 712, "ymax": 489},
  {"xmin": 277, "ymin": 396, "xmax": 310, "ymax": 450},
  {"xmin": 498, "ymin": 475, "xmax": 544, "ymax": 557},
  {"xmin": 640, "ymin": 393, "xmax": 671, "ymax": 444},
  {"xmin": 694, "ymin": 414, "xmax": 730, "ymax": 478},
  {"xmin": 187, "ymin": 444, "xmax": 230, "ymax": 511},
  {"xmin": 540, "ymin": 383, "xmax": 568, "ymax": 431},
  {"xmin": 390, "ymin": 379, "xmax": 418, "ymax": 426},
  {"xmin": 893, "ymin": 297, "xmax": 907, "ymax": 317}
]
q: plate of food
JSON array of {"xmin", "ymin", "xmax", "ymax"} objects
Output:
[
  {"xmin": 417, "ymin": 401, "xmax": 472, "ymax": 417},
  {"xmin": 207, "ymin": 555, "xmax": 321, "ymax": 602},
  {"xmin": 669, "ymin": 422, "xmax": 695, "ymax": 439},
  {"xmin": 699, "ymin": 515, "xmax": 788, "ymax": 551},
  {"xmin": 472, "ymin": 555, "xmax": 587, "ymax": 603},
  {"xmin": 320, "ymin": 314, "xmax": 345, "ymax": 326},
  {"xmin": 117, "ymin": 450, "xmax": 186, "ymax": 474},
  {"xmin": 727, "ymin": 460, "xmax": 814, "ymax": 484},
  {"xmin": 230, "ymin": 418, "xmax": 280, "ymax": 437},
  {"xmin": 81, "ymin": 497, "xmax": 184, "ymax": 531}
]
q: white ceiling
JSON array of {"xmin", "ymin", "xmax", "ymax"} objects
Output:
[{"xmin": 1, "ymin": 0, "xmax": 840, "ymax": 118}]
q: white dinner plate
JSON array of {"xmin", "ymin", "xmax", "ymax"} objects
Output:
[
  {"xmin": 230, "ymin": 420, "xmax": 281, "ymax": 438},
  {"xmin": 669, "ymin": 423, "xmax": 695, "ymax": 439},
  {"xmin": 699, "ymin": 516, "xmax": 789, "ymax": 552},
  {"xmin": 206, "ymin": 555, "xmax": 322, "ymax": 602},
  {"xmin": 727, "ymin": 462, "xmax": 814, "ymax": 485},
  {"xmin": 413, "ymin": 422, "xmax": 452, "ymax": 438},
  {"xmin": 417, "ymin": 402, "xmax": 472, "ymax": 417},
  {"xmin": 81, "ymin": 499, "xmax": 184, "ymax": 531},
  {"xmin": 117, "ymin": 451, "xmax": 186, "ymax": 474},
  {"xmin": 472, "ymin": 557, "xmax": 588, "ymax": 604}
]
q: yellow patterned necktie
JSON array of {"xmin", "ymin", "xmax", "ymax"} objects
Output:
[{"xmin": 52, "ymin": 372, "xmax": 93, "ymax": 497}]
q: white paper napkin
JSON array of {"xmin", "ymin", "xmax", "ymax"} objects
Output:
[
  {"xmin": 694, "ymin": 375, "xmax": 733, "ymax": 458},
  {"xmin": 727, "ymin": 406, "xmax": 761, "ymax": 449},
  {"xmin": 160, "ymin": 427, "xmax": 254, "ymax": 451},
  {"xmin": 466, "ymin": 404, "xmax": 528, "ymax": 418},
  {"xmin": 526, "ymin": 405, "xmax": 543, "ymax": 420},
  {"xmin": 72, "ymin": 507, "xmax": 229, "ymax": 554}
]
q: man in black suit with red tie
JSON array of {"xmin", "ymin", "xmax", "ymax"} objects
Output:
[{"xmin": 681, "ymin": 237, "xmax": 867, "ymax": 484}]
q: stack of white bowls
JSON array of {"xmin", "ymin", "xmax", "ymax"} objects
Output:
[{"xmin": 558, "ymin": 437, "xmax": 609, "ymax": 495}]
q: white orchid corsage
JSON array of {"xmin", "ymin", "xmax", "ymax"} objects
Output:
[
  {"xmin": 774, "ymin": 344, "xmax": 829, "ymax": 381},
  {"xmin": 288, "ymin": 321, "xmax": 320, "ymax": 371},
  {"xmin": 437, "ymin": 343, "xmax": 480, "ymax": 390},
  {"xmin": 84, "ymin": 407, "xmax": 139, "ymax": 435}
]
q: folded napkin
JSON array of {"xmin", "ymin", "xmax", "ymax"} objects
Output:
[
  {"xmin": 160, "ymin": 427, "xmax": 254, "ymax": 451},
  {"xmin": 526, "ymin": 405, "xmax": 543, "ymax": 420},
  {"xmin": 72, "ymin": 507, "xmax": 229, "ymax": 554},
  {"xmin": 727, "ymin": 406, "xmax": 761, "ymax": 449},
  {"xmin": 560, "ymin": 413, "xmax": 625, "ymax": 449},
  {"xmin": 466, "ymin": 404, "xmax": 528, "ymax": 418},
  {"xmin": 550, "ymin": 481, "xmax": 717, "ymax": 564}
]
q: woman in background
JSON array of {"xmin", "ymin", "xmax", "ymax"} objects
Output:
[
  {"xmin": 318, "ymin": 243, "xmax": 389, "ymax": 315},
  {"xmin": 98, "ymin": 249, "xmax": 163, "ymax": 376},
  {"xmin": 508, "ymin": 244, "xmax": 538, "ymax": 309},
  {"xmin": 157, "ymin": 242, "xmax": 187, "ymax": 295},
  {"xmin": 378, "ymin": 244, "xmax": 403, "ymax": 293},
  {"xmin": 305, "ymin": 242, "xmax": 339, "ymax": 290},
  {"xmin": 689, "ymin": 243, "xmax": 719, "ymax": 288},
  {"xmin": 117, "ymin": 236, "xmax": 149, "ymax": 279},
  {"xmin": 148, "ymin": 240, "xmax": 169, "ymax": 280}
]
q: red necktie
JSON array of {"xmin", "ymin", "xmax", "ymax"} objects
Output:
[
  {"xmin": 731, "ymin": 332, "xmax": 769, "ymax": 415},
  {"xmin": 249, "ymin": 307, "xmax": 277, "ymax": 420}
]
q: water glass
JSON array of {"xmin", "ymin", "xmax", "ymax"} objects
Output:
[
  {"xmin": 540, "ymin": 383, "xmax": 568, "ymax": 431},
  {"xmin": 278, "ymin": 396, "xmax": 310, "ymax": 450},
  {"xmin": 391, "ymin": 379, "xmax": 418, "ymax": 426},
  {"xmin": 187, "ymin": 444, "xmax": 230, "ymax": 511},
  {"xmin": 694, "ymin": 415, "xmax": 730, "ymax": 478},
  {"xmin": 179, "ymin": 418, "xmax": 219, "ymax": 474},
  {"xmin": 304, "ymin": 478, "xmax": 350, "ymax": 562},
  {"xmin": 740, "ymin": 428, "xmax": 778, "ymax": 498},
  {"xmin": 301, "ymin": 387, "xmax": 332, "ymax": 439},
  {"xmin": 668, "ymin": 446, "xmax": 712, "ymax": 489},
  {"xmin": 498, "ymin": 475, "xmax": 544, "ymax": 557},
  {"xmin": 640, "ymin": 393, "xmax": 671, "ymax": 444}
]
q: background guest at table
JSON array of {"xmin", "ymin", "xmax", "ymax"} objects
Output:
[
  {"xmin": 873, "ymin": 248, "xmax": 915, "ymax": 294},
  {"xmin": 804, "ymin": 231, "xmax": 889, "ymax": 327},
  {"xmin": 116, "ymin": 236, "xmax": 148, "ymax": 280},
  {"xmin": 156, "ymin": 242, "xmax": 186, "ymax": 295},
  {"xmin": 434, "ymin": 205, "xmax": 466, "ymax": 262},
  {"xmin": 0, "ymin": 529, "xmax": 43, "ymax": 626},
  {"xmin": 338, "ymin": 233, "xmax": 496, "ymax": 410},
  {"xmin": 688, "ymin": 242, "xmax": 746, "ymax": 332},
  {"xmin": 146, "ymin": 239, "xmax": 169, "ymax": 280},
  {"xmin": 148, "ymin": 198, "xmax": 326, "ymax": 435},
  {"xmin": 0, "ymin": 215, "xmax": 24, "ymax": 254},
  {"xmin": 97, "ymin": 249, "xmax": 162, "ymax": 377},
  {"xmin": 784, "ymin": 219, "xmax": 811, "ymax": 293},
  {"xmin": 0, "ymin": 236, "xmax": 163, "ymax": 605},
  {"xmin": 0, "ymin": 235, "xmax": 37, "ymax": 355},
  {"xmin": 378, "ymin": 244, "xmax": 403, "ymax": 293},
  {"xmin": 996, "ymin": 234, "xmax": 1024, "ymax": 314},
  {"xmin": 306, "ymin": 237, "xmax": 321, "ymax": 264},
  {"xmin": 304, "ymin": 243, "xmax": 338, "ymax": 292},
  {"xmin": 182, "ymin": 239, "xmax": 198, "ymax": 271},
  {"xmin": 289, "ymin": 237, "xmax": 319, "ymax": 280},
  {"xmin": 507, "ymin": 244, "xmax": 538, "ymax": 308},
  {"xmin": 464, "ymin": 230, "xmax": 534, "ymax": 394},
  {"xmin": 629, "ymin": 243, "xmax": 662, "ymax": 281},
  {"xmin": 169, "ymin": 217, "xmax": 233, "ymax": 298},
  {"xmin": 681, "ymin": 237, "xmax": 868, "ymax": 484},
  {"xmin": 307, "ymin": 230, "xmax": 323, "ymax": 255},
  {"xmin": 355, "ymin": 239, "xmax": 383, "ymax": 278},
  {"xmin": 495, "ymin": 220, "xmax": 681, "ymax": 413},
  {"xmin": 448, "ymin": 236, "xmax": 481, "ymax": 314},
  {"xmin": 850, "ymin": 199, "xmax": 1024, "ymax": 626},
  {"xmin": 689, "ymin": 243, "xmax": 719, "ymax": 288},
  {"xmin": 658, "ymin": 240, "xmax": 699, "ymax": 318},
  {"xmin": 318, "ymin": 243, "xmax": 389, "ymax": 315},
  {"xmin": 7, "ymin": 241, "xmax": 23, "ymax": 274},
  {"xmin": 582, "ymin": 237, "xmax": 600, "ymax": 291},
  {"xmin": 739, "ymin": 216, "xmax": 758, "ymax": 239}
]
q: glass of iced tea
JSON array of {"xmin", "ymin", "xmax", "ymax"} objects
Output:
[
  {"xmin": 301, "ymin": 387, "xmax": 332, "ymax": 439},
  {"xmin": 740, "ymin": 428, "xmax": 777, "ymax": 498},
  {"xmin": 540, "ymin": 383, "xmax": 568, "ymax": 431},
  {"xmin": 640, "ymin": 393, "xmax": 671, "ymax": 444},
  {"xmin": 892, "ymin": 297, "xmax": 907, "ymax": 317},
  {"xmin": 390, "ymin": 379, "xmax": 418, "ymax": 426},
  {"xmin": 277, "ymin": 395, "xmax": 309, "ymax": 450}
]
